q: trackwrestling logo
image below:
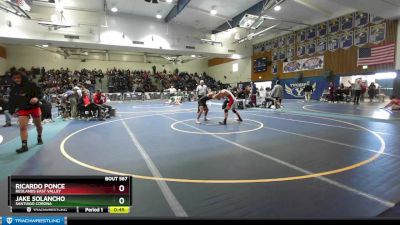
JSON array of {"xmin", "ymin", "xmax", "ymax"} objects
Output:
[{"xmin": 2, "ymin": 217, "xmax": 65, "ymax": 225}]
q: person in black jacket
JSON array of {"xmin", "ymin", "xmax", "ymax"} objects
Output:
[
  {"xmin": 303, "ymin": 83, "xmax": 314, "ymax": 102},
  {"xmin": 9, "ymin": 71, "xmax": 44, "ymax": 154}
]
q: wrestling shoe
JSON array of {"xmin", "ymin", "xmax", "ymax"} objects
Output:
[
  {"xmin": 196, "ymin": 119, "xmax": 201, "ymax": 124},
  {"xmin": 38, "ymin": 137, "xmax": 44, "ymax": 145},
  {"xmin": 204, "ymin": 118, "xmax": 209, "ymax": 122},
  {"xmin": 16, "ymin": 146, "xmax": 29, "ymax": 154},
  {"xmin": 219, "ymin": 122, "xmax": 227, "ymax": 125}
]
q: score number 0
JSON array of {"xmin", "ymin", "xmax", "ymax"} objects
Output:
[{"xmin": 119, "ymin": 185, "xmax": 126, "ymax": 205}]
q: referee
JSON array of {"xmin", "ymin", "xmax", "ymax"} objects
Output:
[
  {"xmin": 196, "ymin": 80, "xmax": 208, "ymax": 100},
  {"xmin": 196, "ymin": 80, "xmax": 208, "ymax": 113}
]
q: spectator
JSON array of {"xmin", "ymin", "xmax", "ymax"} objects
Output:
[
  {"xmin": 368, "ymin": 82, "xmax": 377, "ymax": 103},
  {"xmin": 271, "ymin": 80, "xmax": 284, "ymax": 110},
  {"xmin": 0, "ymin": 94, "xmax": 12, "ymax": 127},
  {"xmin": 94, "ymin": 90, "xmax": 112, "ymax": 116}
]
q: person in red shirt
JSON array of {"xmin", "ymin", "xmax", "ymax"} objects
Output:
[
  {"xmin": 382, "ymin": 96, "xmax": 400, "ymax": 111},
  {"xmin": 78, "ymin": 90, "xmax": 105, "ymax": 121},
  {"xmin": 93, "ymin": 90, "xmax": 112, "ymax": 116}
]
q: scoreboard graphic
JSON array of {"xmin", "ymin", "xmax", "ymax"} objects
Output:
[{"xmin": 8, "ymin": 176, "xmax": 132, "ymax": 214}]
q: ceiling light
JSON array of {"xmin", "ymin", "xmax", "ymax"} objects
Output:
[
  {"xmin": 210, "ymin": 34, "xmax": 216, "ymax": 41},
  {"xmin": 111, "ymin": 7, "xmax": 118, "ymax": 13},
  {"xmin": 51, "ymin": 14, "xmax": 58, "ymax": 22},
  {"xmin": 274, "ymin": 5, "xmax": 281, "ymax": 11},
  {"xmin": 166, "ymin": 0, "xmax": 173, "ymax": 3},
  {"xmin": 191, "ymin": 55, "xmax": 196, "ymax": 58},
  {"xmin": 210, "ymin": 6, "xmax": 217, "ymax": 15},
  {"xmin": 362, "ymin": 65, "xmax": 368, "ymax": 70},
  {"xmin": 156, "ymin": 13, "xmax": 162, "ymax": 19},
  {"xmin": 231, "ymin": 54, "xmax": 241, "ymax": 59},
  {"xmin": 42, "ymin": 44, "xmax": 49, "ymax": 48}
]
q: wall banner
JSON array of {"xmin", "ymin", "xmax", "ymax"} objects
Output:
[
  {"xmin": 281, "ymin": 76, "xmax": 340, "ymax": 99},
  {"xmin": 283, "ymin": 56, "xmax": 324, "ymax": 73}
]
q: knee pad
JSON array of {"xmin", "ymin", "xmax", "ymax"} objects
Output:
[
  {"xmin": 232, "ymin": 109, "xmax": 237, "ymax": 114},
  {"xmin": 224, "ymin": 109, "xmax": 229, "ymax": 113}
]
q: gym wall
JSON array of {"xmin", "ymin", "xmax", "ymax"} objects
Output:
[
  {"xmin": 252, "ymin": 19, "xmax": 398, "ymax": 81},
  {"xmin": 0, "ymin": 45, "xmax": 6, "ymax": 75},
  {"xmin": 208, "ymin": 57, "xmax": 252, "ymax": 85},
  {"xmin": 4, "ymin": 45, "xmax": 209, "ymax": 75}
]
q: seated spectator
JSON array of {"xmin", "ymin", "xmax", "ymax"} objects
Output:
[
  {"xmin": 78, "ymin": 90, "xmax": 105, "ymax": 121},
  {"xmin": 94, "ymin": 90, "xmax": 112, "ymax": 117}
]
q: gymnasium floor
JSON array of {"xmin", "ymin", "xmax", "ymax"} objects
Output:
[{"xmin": 0, "ymin": 99, "xmax": 400, "ymax": 218}]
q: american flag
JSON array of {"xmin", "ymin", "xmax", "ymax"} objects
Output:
[{"xmin": 357, "ymin": 43, "xmax": 396, "ymax": 66}]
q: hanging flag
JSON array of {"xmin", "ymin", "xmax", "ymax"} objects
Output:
[
  {"xmin": 286, "ymin": 45, "xmax": 295, "ymax": 59},
  {"xmin": 328, "ymin": 35, "xmax": 340, "ymax": 52},
  {"xmin": 355, "ymin": 12, "xmax": 369, "ymax": 27},
  {"xmin": 340, "ymin": 31, "xmax": 354, "ymax": 49},
  {"xmin": 370, "ymin": 23, "xmax": 386, "ymax": 44},
  {"xmin": 328, "ymin": 18, "xmax": 340, "ymax": 34},
  {"xmin": 357, "ymin": 43, "xmax": 395, "ymax": 66},
  {"xmin": 287, "ymin": 33, "xmax": 295, "ymax": 45},
  {"xmin": 318, "ymin": 22, "xmax": 328, "ymax": 37},
  {"xmin": 341, "ymin": 13, "xmax": 354, "ymax": 31},
  {"xmin": 307, "ymin": 26, "xmax": 317, "ymax": 40},
  {"xmin": 354, "ymin": 27, "xmax": 369, "ymax": 47},
  {"xmin": 297, "ymin": 30, "xmax": 306, "ymax": 43},
  {"xmin": 306, "ymin": 41, "xmax": 316, "ymax": 55},
  {"xmin": 316, "ymin": 38, "xmax": 327, "ymax": 54},
  {"xmin": 370, "ymin": 15, "xmax": 385, "ymax": 24},
  {"xmin": 297, "ymin": 44, "xmax": 306, "ymax": 57}
]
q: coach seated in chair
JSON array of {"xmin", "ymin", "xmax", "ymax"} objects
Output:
[
  {"xmin": 78, "ymin": 90, "xmax": 105, "ymax": 121},
  {"xmin": 94, "ymin": 90, "xmax": 112, "ymax": 118}
]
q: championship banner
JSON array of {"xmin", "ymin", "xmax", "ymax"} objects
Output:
[
  {"xmin": 297, "ymin": 44, "xmax": 306, "ymax": 57},
  {"xmin": 341, "ymin": 13, "xmax": 354, "ymax": 31},
  {"xmin": 316, "ymin": 38, "xmax": 327, "ymax": 54},
  {"xmin": 265, "ymin": 41, "xmax": 272, "ymax": 51},
  {"xmin": 272, "ymin": 50, "xmax": 279, "ymax": 61},
  {"xmin": 318, "ymin": 22, "xmax": 328, "ymax": 37},
  {"xmin": 355, "ymin": 12, "xmax": 369, "ymax": 27},
  {"xmin": 283, "ymin": 60, "xmax": 302, "ymax": 73},
  {"xmin": 273, "ymin": 39, "xmax": 279, "ymax": 48},
  {"xmin": 370, "ymin": 15, "xmax": 384, "ymax": 24},
  {"xmin": 297, "ymin": 30, "xmax": 307, "ymax": 43},
  {"xmin": 340, "ymin": 31, "xmax": 354, "ymax": 50},
  {"xmin": 328, "ymin": 18, "xmax": 341, "ymax": 34},
  {"xmin": 283, "ymin": 56, "xmax": 324, "ymax": 73},
  {"xmin": 272, "ymin": 63, "xmax": 278, "ymax": 75},
  {"xmin": 278, "ymin": 36, "xmax": 286, "ymax": 48},
  {"xmin": 281, "ymin": 75, "xmax": 339, "ymax": 99},
  {"xmin": 278, "ymin": 48, "xmax": 286, "ymax": 61},
  {"xmin": 287, "ymin": 33, "xmax": 295, "ymax": 45},
  {"xmin": 307, "ymin": 26, "xmax": 317, "ymax": 40},
  {"xmin": 306, "ymin": 41, "xmax": 316, "ymax": 55},
  {"xmin": 328, "ymin": 35, "xmax": 340, "ymax": 52},
  {"xmin": 355, "ymin": 27, "xmax": 369, "ymax": 47},
  {"xmin": 286, "ymin": 45, "xmax": 295, "ymax": 59},
  {"xmin": 370, "ymin": 23, "xmax": 386, "ymax": 44},
  {"xmin": 302, "ymin": 56, "xmax": 324, "ymax": 71}
]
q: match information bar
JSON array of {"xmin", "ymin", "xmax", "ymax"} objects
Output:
[{"xmin": 8, "ymin": 176, "xmax": 132, "ymax": 214}]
